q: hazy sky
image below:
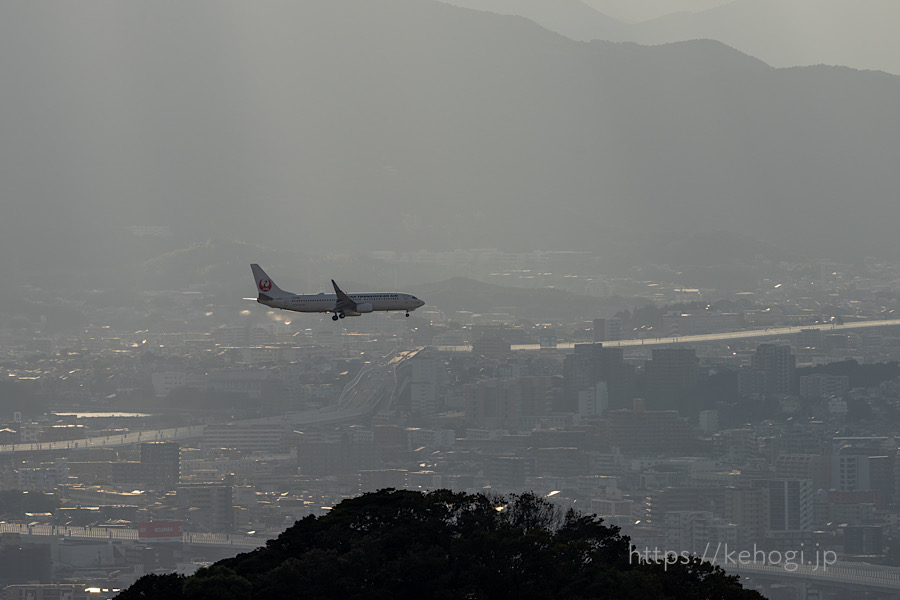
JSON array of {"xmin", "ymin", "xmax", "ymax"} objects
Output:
[
  {"xmin": 583, "ymin": 0, "xmax": 732, "ymax": 22},
  {"xmin": 2, "ymin": 0, "xmax": 900, "ymax": 287}
]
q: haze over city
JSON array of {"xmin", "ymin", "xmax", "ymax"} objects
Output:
[{"xmin": 1, "ymin": 1, "xmax": 900, "ymax": 598}]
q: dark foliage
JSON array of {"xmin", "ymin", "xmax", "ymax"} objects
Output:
[
  {"xmin": 114, "ymin": 573, "xmax": 186, "ymax": 600},
  {"xmin": 116, "ymin": 488, "xmax": 762, "ymax": 600}
]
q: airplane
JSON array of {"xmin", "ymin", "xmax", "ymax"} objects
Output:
[{"xmin": 251, "ymin": 264, "xmax": 425, "ymax": 321}]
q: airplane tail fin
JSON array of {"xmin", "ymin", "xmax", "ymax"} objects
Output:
[{"xmin": 251, "ymin": 264, "xmax": 289, "ymax": 299}]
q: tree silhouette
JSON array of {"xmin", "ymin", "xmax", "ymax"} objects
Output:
[
  {"xmin": 114, "ymin": 573, "xmax": 184, "ymax": 599},
  {"xmin": 116, "ymin": 488, "xmax": 762, "ymax": 600}
]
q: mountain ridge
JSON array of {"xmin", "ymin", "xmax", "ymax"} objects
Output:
[{"xmin": 2, "ymin": 0, "xmax": 898, "ymax": 285}]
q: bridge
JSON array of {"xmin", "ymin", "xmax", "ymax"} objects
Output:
[
  {"xmin": 435, "ymin": 318, "xmax": 900, "ymax": 352},
  {"xmin": 0, "ymin": 426, "xmax": 207, "ymax": 456},
  {"xmin": 730, "ymin": 557, "xmax": 900, "ymax": 598},
  {"xmin": 597, "ymin": 318, "xmax": 900, "ymax": 349},
  {"xmin": 0, "ymin": 522, "xmax": 263, "ymax": 550}
]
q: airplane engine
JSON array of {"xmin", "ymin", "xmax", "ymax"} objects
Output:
[{"xmin": 355, "ymin": 303, "xmax": 374, "ymax": 313}]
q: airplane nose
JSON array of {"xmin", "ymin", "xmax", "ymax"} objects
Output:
[{"xmin": 416, "ymin": 299, "xmax": 425, "ymax": 307}]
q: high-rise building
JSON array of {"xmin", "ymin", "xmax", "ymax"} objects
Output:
[
  {"xmin": 750, "ymin": 344, "xmax": 795, "ymax": 395},
  {"xmin": 830, "ymin": 452, "xmax": 894, "ymax": 503},
  {"xmin": 665, "ymin": 510, "xmax": 714, "ymax": 554},
  {"xmin": 140, "ymin": 441, "xmax": 181, "ymax": 487},
  {"xmin": 592, "ymin": 318, "xmax": 622, "ymax": 342},
  {"xmin": 751, "ymin": 478, "xmax": 813, "ymax": 532},
  {"xmin": 799, "ymin": 373, "xmax": 850, "ymax": 401},
  {"xmin": 644, "ymin": 348, "xmax": 698, "ymax": 403},
  {"xmin": 832, "ymin": 454, "xmax": 872, "ymax": 492},
  {"xmin": 723, "ymin": 487, "xmax": 770, "ymax": 545},
  {"xmin": 483, "ymin": 456, "xmax": 531, "ymax": 488},
  {"xmin": 465, "ymin": 376, "xmax": 550, "ymax": 430},
  {"xmin": 737, "ymin": 369, "xmax": 767, "ymax": 396},
  {"xmin": 797, "ymin": 328, "xmax": 824, "ymax": 351},
  {"xmin": 698, "ymin": 410, "xmax": 719, "ymax": 435},
  {"xmin": 834, "ymin": 439, "xmax": 897, "ymax": 498},
  {"xmin": 869, "ymin": 455, "xmax": 896, "ymax": 504},
  {"xmin": 711, "ymin": 429, "xmax": 756, "ymax": 462},
  {"xmin": 577, "ymin": 383, "xmax": 608, "ymax": 418},
  {"xmin": 844, "ymin": 526, "xmax": 884, "ymax": 555},
  {"xmin": 562, "ymin": 344, "xmax": 634, "ymax": 411},
  {"xmin": 665, "ymin": 510, "xmax": 749, "ymax": 555},
  {"xmin": 112, "ymin": 442, "xmax": 182, "ymax": 488},
  {"xmin": 775, "ymin": 454, "xmax": 830, "ymax": 490},
  {"xmin": 176, "ymin": 483, "xmax": 234, "ymax": 533},
  {"xmin": 652, "ymin": 486, "xmax": 769, "ymax": 545},
  {"xmin": 410, "ymin": 353, "xmax": 439, "ymax": 415}
]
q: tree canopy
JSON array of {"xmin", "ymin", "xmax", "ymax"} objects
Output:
[{"xmin": 115, "ymin": 488, "xmax": 762, "ymax": 600}]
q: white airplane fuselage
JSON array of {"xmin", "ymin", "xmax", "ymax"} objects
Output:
[
  {"xmin": 259, "ymin": 291, "xmax": 422, "ymax": 315},
  {"xmin": 251, "ymin": 264, "xmax": 424, "ymax": 320}
]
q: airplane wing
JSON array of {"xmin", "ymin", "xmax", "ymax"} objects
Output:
[{"xmin": 331, "ymin": 280, "xmax": 357, "ymax": 312}]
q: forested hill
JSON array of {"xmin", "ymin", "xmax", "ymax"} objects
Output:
[{"xmin": 115, "ymin": 488, "xmax": 763, "ymax": 599}]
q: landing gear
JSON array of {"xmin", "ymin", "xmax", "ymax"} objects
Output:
[
  {"xmin": 339, "ymin": 312, "xmax": 346, "ymax": 319},
  {"xmin": 405, "ymin": 312, "xmax": 410, "ymax": 317},
  {"xmin": 332, "ymin": 314, "xmax": 339, "ymax": 321}
]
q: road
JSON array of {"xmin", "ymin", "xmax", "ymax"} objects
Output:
[
  {"xmin": 437, "ymin": 318, "xmax": 900, "ymax": 352},
  {"xmin": 732, "ymin": 557, "xmax": 900, "ymax": 594},
  {"xmin": 0, "ymin": 522, "xmax": 262, "ymax": 550},
  {"xmin": 593, "ymin": 318, "xmax": 900, "ymax": 349},
  {"xmin": 0, "ymin": 426, "xmax": 206, "ymax": 455}
]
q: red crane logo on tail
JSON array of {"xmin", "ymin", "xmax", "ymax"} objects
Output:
[{"xmin": 258, "ymin": 279, "xmax": 272, "ymax": 292}]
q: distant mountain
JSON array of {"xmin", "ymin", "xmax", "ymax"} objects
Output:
[
  {"xmin": 582, "ymin": 0, "xmax": 733, "ymax": 24},
  {"xmin": 431, "ymin": 0, "xmax": 627, "ymax": 41},
  {"xmin": 630, "ymin": 0, "xmax": 900, "ymax": 75},
  {"xmin": 440, "ymin": 0, "xmax": 900, "ymax": 75},
  {"xmin": 2, "ymin": 0, "xmax": 899, "ymax": 288}
]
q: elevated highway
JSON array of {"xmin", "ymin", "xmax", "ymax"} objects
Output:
[
  {"xmin": 732, "ymin": 557, "xmax": 900, "ymax": 597},
  {"xmin": 0, "ymin": 522, "xmax": 262, "ymax": 550},
  {"xmin": 0, "ymin": 426, "xmax": 206, "ymax": 455},
  {"xmin": 0, "ymin": 349, "xmax": 421, "ymax": 455},
  {"xmin": 597, "ymin": 318, "xmax": 900, "ymax": 349},
  {"xmin": 437, "ymin": 318, "xmax": 900, "ymax": 352}
]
